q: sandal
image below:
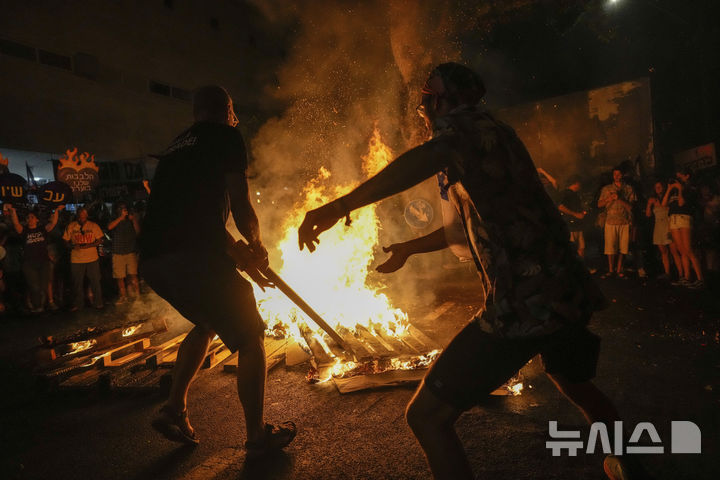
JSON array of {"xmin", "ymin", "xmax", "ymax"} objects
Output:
[
  {"xmin": 600, "ymin": 271, "xmax": 614, "ymax": 279},
  {"xmin": 151, "ymin": 405, "xmax": 199, "ymax": 445},
  {"xmin": 245, "ymin": 422, "xmax": 297, "ymax": 459}
]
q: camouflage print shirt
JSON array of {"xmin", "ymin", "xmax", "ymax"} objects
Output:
[{"xmin": 424, "ymin": 105, "xmax": 606, "ymax": 338}]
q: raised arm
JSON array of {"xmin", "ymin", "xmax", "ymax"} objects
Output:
[
  {"xmin": 8, "ymin": 205, "xmax": 23, "ymax": 234},
  {"xmin": 45, "ymin": 205, "xmax": 64, "ymax": 232},
  {"xmin": 662, "ymin": 184, "xmax": 674, "ymax": 207}
]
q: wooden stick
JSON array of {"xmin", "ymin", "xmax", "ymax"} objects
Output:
[{"xmin": 227, "ymin": 239, "xmax": 350, "ymax": 353}]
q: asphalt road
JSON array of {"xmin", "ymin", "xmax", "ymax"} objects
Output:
[{"xmin": 1, "ymin": 271, "xmax": 718, "ymax": 480}]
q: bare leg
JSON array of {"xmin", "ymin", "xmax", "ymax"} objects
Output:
[
  {"xmin": 616, "ymin": 254, "xmax": 624, "ymax": 275},
  {"xmin": 606, "ymin": 254, "xmax": 615, "ymax": 273},
  {"xmin": 669, "ymin": 238, "xmax": 684, "ymax": 278},
  {"xmin": 236, "ymin": 335, "xmax": 267, "ymax": 443},
  {"xmin": 680, "ymin": 228, "xmax": 703, "ymax": 281},
  {"xmin": 406, "ymin": 382, "xmax": 472, "ymax": 480},
  {"xmin": 546, "ymin": 374, "xmax": 620, "ymax": 424},
  {"xmin": 167, "ymin": 325, "xmax": 214, "ymax": 413},
  {"xmin": 128, "ymin": 274, "xmax": 140, "ymax": 296},
  {"xmin": 116, "ymin": 278, "xmax": 127, "ymax": 298},
  {"xmin": 658, "ymin": 245, "xmax": 670, "ymax": 275}
]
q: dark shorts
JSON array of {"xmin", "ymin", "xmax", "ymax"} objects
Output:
[
  {"xmin": 140, "ymin": 251, "xmax": 265, "ymax": 352},
  {"xmin": 425, "ymin": 319, "xmax": 600, "ymax": 411}
]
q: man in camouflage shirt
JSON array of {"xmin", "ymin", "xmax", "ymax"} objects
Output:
[{"xmin": 299, "ymin": 63, "xmax": 638, "ymax": 480}]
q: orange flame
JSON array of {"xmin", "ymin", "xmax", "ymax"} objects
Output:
[
  {"xmin": 254, "ymin": 126, "xmax": 410, "ymax": 369},
  {"xmin": 64, "ymin": 339, "xmax": 97, "ymax": 356},
  {"xmin": 122, "ymin": 325, "xmax": 141, "ymax": 337},
  {"xmin": 0, "ymin": 152, "xmax": 8, "ymax": 166},
  {"xmin": 58, "ymin": 148, "xmax": 99, "ymax": 172}
]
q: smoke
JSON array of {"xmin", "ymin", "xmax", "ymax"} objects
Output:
[
  {"xmin": 245, "ymin": 0, "xmax": 471, "ymax": 311},
  {"xmin": 249, "ymin": 0, "xmax": 461, "ymax": 229}
]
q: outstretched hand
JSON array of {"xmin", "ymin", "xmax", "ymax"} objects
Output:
[
  {"xmin": 298, "ymin": 202, "xmax": 344, "ymax": 252},
  {"xmin": 376, "ymin": 243, "xmax": 412, "ymax": 273}
]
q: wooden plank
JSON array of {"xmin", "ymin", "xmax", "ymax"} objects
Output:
[
  {"xmin": 102, "ymin": 338, "xmax": 151, "ymax": 367},
  {"xmin": 369, "ymin": 324, "xmax": 418, "ymax": 355},
  {"xmin": 336, "ymin": 327, "xmax": 371, "ymax": 361},
  {"xmin": 406, "ymin": 325, "xmax": 441, "ymax": 350},
  {"xmin": 201, "ymin": 340, "xmax": 228, "ymax": 369},
  {"xmin": 394, "ymin": 331, "xmax": 427, "ymax": 353},
  {"xmin": 354, "ymin": 325, "xmax": 394, "ymax": 357},
  {"xmin": 58, "ymin": 368, "xmax": 105, "ymax": 390},
  {"xmin": 333, "ymin": 368, "xmax": 428, "ymax": 394},
  {"xmin": 300, "ymin": 325, "xmax": 334, "ymax": 365},
  {"xmin": 285, "ymin": 338, "xmax": 311, "ymax": 366},
  {"xmin": 36, "ymin": 318, "xmax": 167, "ymax": 366},
  {"xmin": 223, "ymin": 337, "xmax": 289, "ymax": 372}
]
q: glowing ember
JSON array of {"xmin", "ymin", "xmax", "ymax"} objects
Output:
[
  {"xmin": 508, "ymin": 382, "xmax": 524, "ymax": 396},
  {"xmin": 254, "ymin": 126, "xmax": 418, "ymax": 370},
  {"xmin": 122, "ymin": 325, "xmax": 142, "ymax": 337},
  {"xmin": 64, "ymin": 339, "xmax": 97, "ymax": 356}
]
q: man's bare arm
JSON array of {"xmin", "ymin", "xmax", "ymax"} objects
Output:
[
  {"xmin": 298, "ymin": 142, "xmax": 451, "ymax": 251},
  {"xmin": 226, "ymin": 171, "xmax": 262, "ymax": 247},
  {"xmin": 376, "ymin": 228, "xmax": 448, "ymax": 274},
  {"xmin": 341, "ymin": 143, "xmax": 451, "ymax": 213}
]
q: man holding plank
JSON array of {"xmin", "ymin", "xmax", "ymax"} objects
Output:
[{"xmin": 140, "ymin": 85, "xmax": 296, "ymax": 456}]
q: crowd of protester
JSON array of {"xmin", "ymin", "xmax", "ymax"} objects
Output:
[
  {"xmin": 0, "ymin": 199, "xmax": 145, "ymax": 315},
  {"xmin": 548, "ymin": 162, "xmax": 720, "ymax": 289},
  {"xmin": 0, "ymin": 160, "xmax": 717, "ymax": 317}
]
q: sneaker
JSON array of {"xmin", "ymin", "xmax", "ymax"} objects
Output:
[
  {"xmin": 671, "ymin": 278, "xmax": 690, "ymax": 286},
  {"xmin": 638, "ymin": 268, "xmax": 647, "ymax": 279},
  {"xmin": 115, "ymin": 296, "xmax": 128, "ymax": 305},
  {"xmin": 687, "ymin": 279, "xmax": 705, "ymax": 289}
]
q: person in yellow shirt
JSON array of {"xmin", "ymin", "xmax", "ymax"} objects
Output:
[{"xmin": 62, "ymin": 207, "xmax": 104, "ymax": 311}]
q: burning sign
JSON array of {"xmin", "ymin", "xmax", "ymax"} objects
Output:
[{"xmin": 56, "ymin": 148, "xmax": 99, "ymax": 196}]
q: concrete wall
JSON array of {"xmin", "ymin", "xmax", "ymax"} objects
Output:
[{"xmin": 0, "ymin": 0, "xmax": 283, "ymax": 160}]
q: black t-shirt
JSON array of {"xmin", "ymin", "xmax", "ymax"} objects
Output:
[
  {"xmin": 668, "ymin": 183, "xmax": 696, "ymax": 216},
  {"xmin": 139, "ymin": 122, "xmax": 248, "ymax": 258},
  {"xmin": 559, "ymin": 188, "xmax": 582, "ymax": 226},
  {"xmin": 23, "ymin": 227, "xmax": 49, "ymax": 264}
]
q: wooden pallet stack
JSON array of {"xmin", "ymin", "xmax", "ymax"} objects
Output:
[{"xmin": 34, "ymin": 319, "xmax": 220, "ymax": 393}]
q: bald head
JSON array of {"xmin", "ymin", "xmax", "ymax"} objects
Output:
[{"xmin": 192, "ymin": 85, "xmax": 238, "ymax": 126}]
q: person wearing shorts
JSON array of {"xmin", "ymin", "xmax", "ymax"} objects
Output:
[
  {"xmin": 598, "ymin": 168, "xmax": 636, "ymax": 278},
  {"xmin": 107, "ymin": 201, "xmax": 140, "ymax": 304},
  {"xmin": 299, "ymin": 63, "xmax": 639, "ymax": 479},
  {"xmin": 664, "ymin": 170, "xmax": 704, "ymax": 288},
  {"xmin": 139, "ymin": 85, "xmax": 296, "ymax": 454}
]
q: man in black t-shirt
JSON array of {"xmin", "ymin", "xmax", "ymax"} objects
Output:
[{"xmin": 140, "ymin": 86, "xmax": 296, "ymax": 454}]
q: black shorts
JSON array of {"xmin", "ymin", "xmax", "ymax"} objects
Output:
[
  {"xmin": 425, "ymin": 319, "xmax": 600, "ymax": 411},
  {"xmin": 140, "ymin": 251, "xmax": 265, "ymax": 352}
]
